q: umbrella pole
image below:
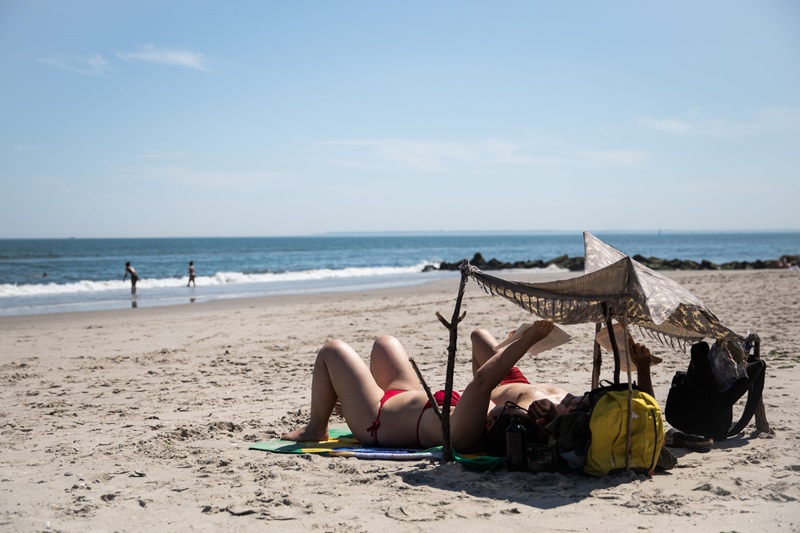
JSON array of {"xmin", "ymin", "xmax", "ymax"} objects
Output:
[
  {"xmin": 592, "ymin": 323, "xmax": 602, "ymax": 390},
  {"xmin": 750, "ymin": 334, "xmax": 772, "ymax": 434},
  {"xmin": 622, "ymin": 311, "xmax": 633, "ymax": 473},
  {"xmin": 437, "ymin": 259, "xmax": 469, "ymax": 462},
  {"xmin": 601, "ymin": 302, "xmax": 622, "ymax": 384}
]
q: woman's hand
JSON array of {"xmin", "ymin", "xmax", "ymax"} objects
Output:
[
  {"xmin": 528, "ymin": 398, "xmax": 560, "ymax": 424},
  {"xmin": 521, "ymin": 320, "xmax": 554, "ymax": 349},
  {"xmin": 628, "ymin": 338, "xmax": 652, "ymax": 370}
]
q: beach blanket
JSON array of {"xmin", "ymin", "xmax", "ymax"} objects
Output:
[{"xmin": 249, "ymin": 427, "xmax": 504, "ymax": 470}]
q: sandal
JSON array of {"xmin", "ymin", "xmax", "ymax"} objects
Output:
[{"xmin": 665, "ymin": 428, "xmax": 713, "ymax": 451}]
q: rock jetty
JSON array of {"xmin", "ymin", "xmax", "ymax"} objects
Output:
[{"xmin": 428, "ymin": 253, "xmax": 800, "ymax": 273}]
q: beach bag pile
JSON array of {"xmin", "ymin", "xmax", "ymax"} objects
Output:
[
  {"xmin": 583, "ymin": 388, "xmax": 665, "ymax": 476},
  {"xmin": 546, "ymin": 383, "xmax": 667, "ymax": 476}
]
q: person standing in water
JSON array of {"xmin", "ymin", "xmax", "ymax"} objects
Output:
[
  {"xmin": 124, "ymin": 262, "xmax": 139, "ymax": 295},
  {"xmin": 187, "ymin": 261, "xmax": 196, "ymax": 287}
]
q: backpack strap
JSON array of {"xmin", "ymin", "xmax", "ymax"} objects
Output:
[
  {"xmin": 587, "ymin": 381, "xmax": 641, "ymax": 403},
  {"xmin": 726, "ymin": 359, "xmax": 766, "ymax": 437}
]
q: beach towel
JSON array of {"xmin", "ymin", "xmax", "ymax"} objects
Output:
[
  {"xmin": 249, "ymin": 427, "xmax": 504, "ymax": 470},
  {"xmin": 249, "ymin": 428, "xmax": 441, "ymax": 460}
]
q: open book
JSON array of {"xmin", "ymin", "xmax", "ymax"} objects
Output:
[
  {"xmin": 494, "ymin": 323, "xmax": 572, "ymax": 356},
  {"xmin": 595, "ymin": 323, "xmax": 662, "ymax": 371}
]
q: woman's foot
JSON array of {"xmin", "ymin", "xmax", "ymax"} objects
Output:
[{"xmin": 282, "ymin": 424, "xmax": 329, "ymax": 442}]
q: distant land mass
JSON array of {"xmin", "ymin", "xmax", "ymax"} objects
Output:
[
  {"xmin": 314, "ymin": 229, "xmax": 799, "ymax": 237},
  {"xmin": 431, "ymin": 252, "xmax": 800, "ymax": 273},
  {"xmin": 315, "ymin": 230, "xmax": 576, "ymax": 237}
]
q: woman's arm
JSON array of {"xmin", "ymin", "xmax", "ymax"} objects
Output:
[
  {"xmin": 450, "ymin": 320, "xmax": 554, "ymax": 452},
  {"xmin": 629, "ymin": 339, "xmax": 655, "ymax": 397}
]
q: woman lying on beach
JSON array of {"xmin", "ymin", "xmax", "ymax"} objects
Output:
[
  {"xmin": 283, "ymin": 321, "xmax": 657, "ymax": 453},
  {"xmin": 472, "ymin": 327, "xmax": 655, "ymax": 420},
  {"xmin": 471, "ymin": 327, "xmax": 656, "ymax": 454}
]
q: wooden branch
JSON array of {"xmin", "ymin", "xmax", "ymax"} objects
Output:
[
  {"xmin": 750, "ymin": 334, "xmax": 772, "ymax": 434},
  {"xmin": 622, "ymin": 311, "xmax": 633, "ymax": 473},
  {"xmin": 410, "ymin": 357, "xmax": 441, "ymax": 420},
  {"xmin": 755, "ymin": 400, "xmax": 771, "ymax": 434},
  {"xmin": 592, "ymin": 323, "xmax": 602, "ymax": 390},
  {"xmin": 601, "ymin": 302, "xmax": 621, "ymax": 385},
  {"xmin": 440, "ymin": 259, "xmax": 470, "ymax": 462},
  {"xmin": 436, "ymin": 310, "xmax": 467, "ymax": 330}
]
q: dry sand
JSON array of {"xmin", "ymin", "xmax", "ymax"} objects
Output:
[{"xmin": 1, "ymin": 270, "xmax": 799, "ymax": 532}]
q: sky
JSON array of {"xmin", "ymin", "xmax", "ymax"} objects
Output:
[{"xmin": 1, "ymin": 1, "xmax": 798, "ymax": 238}]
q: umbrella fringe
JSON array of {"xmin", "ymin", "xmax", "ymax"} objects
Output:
[{"xmin": 468, "ymin": 264, "xmax": 736, "ymax": 350}]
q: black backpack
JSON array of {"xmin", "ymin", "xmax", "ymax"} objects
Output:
[{"xmin": 665, "ymin": 341, "xmax": 766, "ymax": 441}]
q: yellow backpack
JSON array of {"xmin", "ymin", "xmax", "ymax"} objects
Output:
[{"xmin": 584, "ymin": 389, "xmax": 665, "ymax": 476}]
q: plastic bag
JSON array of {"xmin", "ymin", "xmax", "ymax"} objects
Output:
[{"xmin": 709, "ymin": 340, "xmax": 748, "ymax": 392}]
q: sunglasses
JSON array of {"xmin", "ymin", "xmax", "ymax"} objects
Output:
[
  {"xmin": 498, "ymin": 400, "xmax": 529, "ymax": 419},
  {"xmin": 487, "ymin": 401, "xmax": 531, "ymax": 436}
]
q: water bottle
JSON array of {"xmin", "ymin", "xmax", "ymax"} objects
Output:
[{"xmin": 506, "ymin": 415, "xmax": 527, "ymax": 472}]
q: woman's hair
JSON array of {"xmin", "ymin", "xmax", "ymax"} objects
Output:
[{"xmin": 484, "ymin": 413, "xmax": 549, "ymax": 457}]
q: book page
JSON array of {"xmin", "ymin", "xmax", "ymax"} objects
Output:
[
  {"xmin": 595, "ymin": 323, "xmax": 630, "ymax": 359},
  {"xmin": 494, "ymin": 322, "xmax": 572, "ymax": 355},
  {"xmin": 595, "ymin": 323, "xmax": 662, "ymax": 371}
]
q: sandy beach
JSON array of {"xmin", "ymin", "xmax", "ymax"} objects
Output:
[{"xmin": 1, "ymin": 269, "xmax": 798, "ymax": 532}]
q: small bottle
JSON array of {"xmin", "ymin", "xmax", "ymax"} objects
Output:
[{"xmin": 506, "ymin": 415, "xmax": 527, "ymax": 472}]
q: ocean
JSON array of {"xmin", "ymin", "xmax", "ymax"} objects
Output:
[{"xmin": 1, "ymin": 232, "xmax": 798, "ymax": 316}]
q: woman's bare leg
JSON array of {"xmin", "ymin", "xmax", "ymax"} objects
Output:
[
  {"xmin": 471, "ymin": 328, "xmax": 500, "ymax": 375},
  {"xmin": 369, "ymin": 335, "xmax": 421, "ymax": 391},
  {"xmin": 469, "ymin": 328, "xmax": 511, "ymax": 411},
  {"xmin": 282, "ymin": 339, "xmax": 384, "ymax": 441}
]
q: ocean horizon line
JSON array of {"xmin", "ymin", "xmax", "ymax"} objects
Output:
[{"xmin": 2, "ymin": 228, "xmax": 800, "ymax": 241}]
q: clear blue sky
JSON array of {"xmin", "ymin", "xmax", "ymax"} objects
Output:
[{"xmin": 2, "ymin": 1, "xmax": 798, "ymax": 238}]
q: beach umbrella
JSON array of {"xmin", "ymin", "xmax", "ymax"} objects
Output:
[{"xmin": 467, "ymin": 231, "xmax": 741, "ymax": 354}]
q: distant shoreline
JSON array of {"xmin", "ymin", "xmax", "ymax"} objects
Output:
[
  {"xmin": 433, "ymin": 252, "xmax": 800, "ymax": 272},
  {"xmin": 4, "ymin": 229, "xmax": 800, "ymax": 240},
  {"xmin": 314, "ymin": 229, "xmax": 800, "ymax": 238}
]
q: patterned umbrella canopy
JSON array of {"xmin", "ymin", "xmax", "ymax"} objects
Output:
[{"xmin": 467, "ymin": 232, "xmax": 741, "ymax": 349}]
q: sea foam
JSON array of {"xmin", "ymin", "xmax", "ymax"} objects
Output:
[{"xmin": 0, "ymin": 262, "xmax": 440, "ymax": 298}]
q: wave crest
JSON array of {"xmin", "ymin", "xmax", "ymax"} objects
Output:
[{"xmin": 0, "ymin": 262, "xmax": 440, "ymax": 298}]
